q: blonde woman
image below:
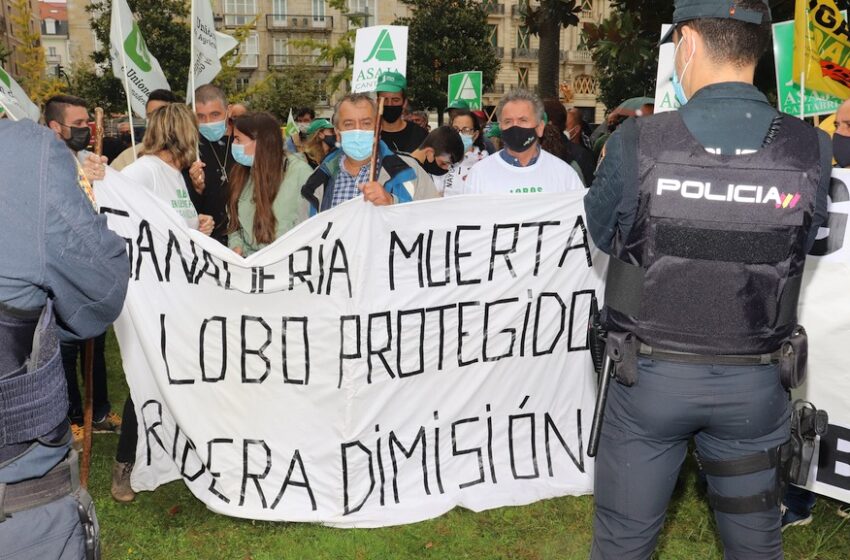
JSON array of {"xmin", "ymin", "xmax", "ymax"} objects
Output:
[{"xmin": 121, "ymin": 103, "xmax": 214, "ymax": 235}]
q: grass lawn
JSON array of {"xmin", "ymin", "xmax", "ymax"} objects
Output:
[{"xmin": 85, "ymin": 331, "xmax": 849, "ymax": 559}]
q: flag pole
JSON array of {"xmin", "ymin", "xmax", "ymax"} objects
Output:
[
  {"xmin": 190, "ymin": 0, "xmax": 196, "ymax": 109},
  {"xmin": 114, "ymin": 1, "xmax": 138, "ymax": 160},
  {"xmin": 800, "ymin": 70, "xmax": 805, "ymax": 119}
]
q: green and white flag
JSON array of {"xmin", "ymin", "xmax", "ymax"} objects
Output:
[
  {"xmin": 110, "ymin": 0, "xmax": 170, "ymax": 118},
  {"xmin": 285, "ymin": 108, "xmax": 299, "ymax": 138},
  {"xmin": 351, "ymin": 25, "xmax": 408, "ymax": 93},
  {"xmin": 0, "ymin": 65, "xmax": 40, "ymax": 121},
  {"xmin": 447, "ymin": 71, "xmax": 483, "ymax": 110},
  {"xmin": 189, "ymin": 0, "xmax": 238, "ymax": 103}
]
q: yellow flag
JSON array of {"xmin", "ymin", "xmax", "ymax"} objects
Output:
[{"xmin": 793, "ymin": 0, "xmax": 850, "ymax": 98}]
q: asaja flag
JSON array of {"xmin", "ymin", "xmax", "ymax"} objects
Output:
[
  {"xmin": 285, "ymin": 108, "xmax": 299, "ymax": 138},
  {"xmin": 792, "ymin": 0, "xmax": 850, "ymax": 98},
  {"xmin": 351, "ymin": 25, "xmax": 408, "ymax": 93},
  {"xmin": 189, "ymin": 0, "xmax": 238, "ymax": 102},
  {"xmin": 447, "ymin": 71, "xmax": 483, "ymax": 110},
  {"xmin": 110, "ymin": 0, "xmax": 170, "ymax": 118},
  {"xmin": 0, "ymin": 65, "xmax": 40, "ymax": 121}
]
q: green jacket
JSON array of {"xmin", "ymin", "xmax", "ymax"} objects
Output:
[{"xmin": 228, "ymin": 155, "xmax": 313, "ymax": 256}]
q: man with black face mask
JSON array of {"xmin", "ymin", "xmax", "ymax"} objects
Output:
[
  {"xmin": 463, "ymin": 89, "xmax": 583, "ymax": 194},
  {"xmin": 396, "ymin": 125, "xmax": 465, "ymax": 199},
  {"xmin": 377, "ymin": 71, "xmax": 428, "ymax": 153}
]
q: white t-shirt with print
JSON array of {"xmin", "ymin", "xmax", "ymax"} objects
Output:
[
  {"xmin": 121, "ymin": 155, "xmax": 199, "ymax": 229},
  {"xmin": 439, "ymin": 146, "xmax": 489, "ymax": 196},
  {"xmin": 463, "ymin": 148, "xmax": 584, "ymax": 195}
]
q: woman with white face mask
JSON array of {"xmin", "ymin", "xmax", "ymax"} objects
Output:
[{"xmin": 442, "ymin": 110, "xmax": 489, "ymax": 196}]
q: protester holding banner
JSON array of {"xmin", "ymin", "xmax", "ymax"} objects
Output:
[
  {"xmin": 463, "ymin": 89, "xmax": 583, "ymax": 195},
  {"xmin": 301, "ymin": 93, "xmax": 416, "ymax": 212},
  {"xmin": 111, "ymin": 89, "xmax": 180, "ymax": 171},
  {"xmin": 583, "ymin": 0, "xmax": 831, "ymax": 557},
  {"xmin": 439, "ymin": 109, "xmax": 489, "ymax": 196},
  {"xmin": 376, "ymin": 72, "xmax": 428, "ymax": 153},
  {"xmin": 121, "ymin": 103, "xmax": 215, "ymax": 235},
  {"xmin": 226, "ymin": 112, "xmax": 313, "ymax": 257},
  {"xmin": 0, "ymin": 116, "xmax": 129, "ymax": 560},
  {"xmin": 396, "ymin": 125, "xmax": 465, "ymax": 199}
]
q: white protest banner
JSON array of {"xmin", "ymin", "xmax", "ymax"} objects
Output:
[
  {"xmin": 188, "ymin": 0, "xmax": 238, "ymax": 103},
  {"xmin": 653, "ymin": 24, "xmax": 680, "ymax": 114},
  {"xmin": 110, "ymin": 0, "xmax": 170, "ymax": 118},
  {"xmin": 95, "ymin": 172, "xmax": 601, "ymax": 527},
  {"xmin": 352, "ymin": 25, "xmax": 408, "ymax": 93},
  {"xmin": 0, "ymin": 65, "xmax": 40, "ymax": 121},
  {"xmin": 796, "ymin": 168, "xmax": 850, "ymax": 504}
]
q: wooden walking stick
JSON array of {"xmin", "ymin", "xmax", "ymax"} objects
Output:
[
  {"xmin": 80, "ymin": 107, "xmax": 105, "ymax": 489},
  {"xmin": 368, "ymin": 97, "xmax": 386, "ymax": 182}
]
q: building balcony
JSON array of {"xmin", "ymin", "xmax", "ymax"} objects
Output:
[
  {"xmin": 511, "ymin": 4, "xmax": 527, "ymax": 17},
  {"xmin": 266, "ymin": 14, "xmax": 333, "ymax": 32},
  {"xmin": 484, "ymin": 2, "xmax": 505, "ymax": 15},
  {"xmin": 236, "ymin": 55, "xmax": 259, "ymax": 69},
  {"xmin": 223, "ymin": 13, "xmax": 257, "ymax": 28},
  {"xmin": 491, "ymin": 45, "xmax": 504, "ymax": 58},
  {"xmin": 267, "ymin": 54, "xmax": 332, "ymax": 69},
  {"xmin": 581, "ymin": 9, "xmax": 594, "ymax": 21},
  {"xmin": 564, "ymin": 50, "xmax": 593, "ymax": 64},
  {"xmin": 511, "ymin": 47, "xmax": 538, "ymax": 61}
]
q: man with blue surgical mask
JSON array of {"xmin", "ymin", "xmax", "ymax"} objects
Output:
[
  {"xmin": 301, "ymin": 93, "xmax": 417, "ymax": 213},
  {"xmin": 584, "ymin": 1, "xmax": 832, "ymax": 558},
  {"xmin": 189, "ymin": 83, "xmax": 238, "ymax": 244}
]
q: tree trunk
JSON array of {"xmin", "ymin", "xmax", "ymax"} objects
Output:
[{"xmin": 537, "ymin": 17, "xmax": 561, "ymax": 99}]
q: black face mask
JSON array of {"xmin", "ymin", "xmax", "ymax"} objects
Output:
[
  {"xmin": 119, "ymin": 132, "xmax": 132, "ymax": 144},
  {"xmin": 63, "ymin": 125, "xmax": 91, "ymax": 152},
  {"xmin": 834, "ymin": 133, "xmax": 850, "ymax": 168},
  {"xmin": 383, "ymin": 105, "xmax": 404, "ymax": 124},
  {"xmin": 501, "ymin": 125, "xmax": 538, "ymax": 153},
  {"xmin": 422, "ymin": 158, "xmax": 450, "ymax": 176},
  {"xmin": 323, "ymin": 135, "xmax": 337, "ymax": 149}
]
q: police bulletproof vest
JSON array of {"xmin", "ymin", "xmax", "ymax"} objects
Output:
[
  {"xmin": 603, "ymin": 112, "xmax": 820, "ymax": 354},
  {"xmin": 0, "ymin": 300, "xmax": 68, "ymax": 451}
]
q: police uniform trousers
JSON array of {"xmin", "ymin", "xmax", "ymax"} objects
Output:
[{"xmin": 591, "ymin": 357, "xmax": 789, "ymax": 560}]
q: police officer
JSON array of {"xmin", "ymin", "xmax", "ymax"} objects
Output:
[
  {"xmin": 584, "ymin": 0, "xmax": 831, "ymax": 558},
  {"xmin": 0, "ymin": 118, "xmax": 129, "ymax": 557}
]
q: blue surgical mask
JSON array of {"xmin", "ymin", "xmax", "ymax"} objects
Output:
[
  {"xmin": 199, "ymin": 120, "xmax": 227, "ymax": 142},
  {"xmin": 340, "ymin": 129, "xmax": 374, "ymax": 161},
  {"xmin": 672, "ymin": 35, "xmax": 694, "ymax": 107},
  {"xmin": 231, "ymin": 143, "xmax": 254, "ymax": 167},
  {"xmin": 461, "ymin": 133, "xmax": 474, "ymax": 152}
]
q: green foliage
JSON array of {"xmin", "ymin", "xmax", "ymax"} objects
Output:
[
  {"xmin": 10, "ymin": 0, "xmax": 65, "ymax": 104},
  {"xmin": 393, "ymin": 0, "xmax": 500, "ymax": 121},
  {"xmin": 584, "ymin": 10, "xmax": 660, "ymax": 110},
  {"xmin": 523, "ymin": 0, "xmax": 582, "ymax": 99},
  {"xmin": 66, "ymin": 60, "xmax": 125, "ymax": 115},
  {"xmin": 79, "ymin": 0, "xmax": 191, "ymax": 111},
  {"xmin": 241, "ymin": 66, "xmax": 321, "ymax": 122},
  {"xmin": 0, "ymin": 43, "xmax": 12, "ymax": 66}
]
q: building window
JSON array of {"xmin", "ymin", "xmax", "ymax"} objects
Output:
[
  {"xmin": 573, "ymin": 73, "xmax": 598, "ymax": 95},
  {"xmin": 348, "ymin": 0, "xmax": 374, "ymax": 27},
  {"xmin": 488, "ymin": 24, "xmax": 497, "ymax": 48},
  {"xmin": 518, "ymin": 67, "xmax": 529, "ymax": 88},
  {"xmin": 236, "ymin": 75, "xmax": 251, "ymax": 92},
  {"xmin": 517, "ymin": 26, "xmax": 529, "ymax": 49},
  {"xmin": 44, "ymin": 18, "xmax": 56, "ymax": 34},
  {"xmin": 224, "ymin": 0, "xmax": 256, "ymax": 26},
  {"xmin": 237, "ymin": 32, "xmax": 259, "ymax": 68},
  {"xmin": 48, "ymin": 46, "xmax": 57, "ymax": 56},
  {"xmin": 271, "ymin": 0, "xmax": 287, "ymax": 21},
  {"xmin": 316, "ymin": 77, "xmax": 328, "ymax": 104}
]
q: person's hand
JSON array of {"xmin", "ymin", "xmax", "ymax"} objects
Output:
[
  {"xmin": 189, "ymin": 161, "xmax": 206, "ymax": 194},
  {"xmin": 358, "ymin": 181, "xmax": 393, "ymax": 206},
  {"xmin": 82, "ymin": 153, "xmax": 107, "ymax": 183},
  {"xmin": 232, "ymin": 246, "xmax": 243, "ymax": 256},
  {"xmin": 198, "ymin": 214, "xmax": 214, "ymax": 236}
]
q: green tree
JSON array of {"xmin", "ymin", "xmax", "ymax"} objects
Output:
[
  {"xmin": 10, "ymin": 0, "xmax": 65, "ymax": 104},
  {"xmin": 213, "ymin": 19, "xmax": 258, "ymax": 98},
  {"xmin": 583, "ymin": 11, "xmax": 657, "ymax": 110},
  {"xmin": 394, "ymin": 0, "xmax": 500, "ymax": 124},
  {"xmin": 522, "ymin": 0, "xmax": 581, "ymax": 99},
  {"xmin": 243, "ymin": 65, "xmax": 321, "ymax": 121},
  {"xmin": 78, "ymin": 0, "xmax": 191, "ymax": 111}
]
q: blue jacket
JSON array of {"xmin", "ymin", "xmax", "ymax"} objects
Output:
[
  {"xmin": 301, "ymin": 141, "xmax": 415, "ymax": 213},
  {"xmin": 0, "ymin": 119, "xmax": 129, "ymax": 340}
]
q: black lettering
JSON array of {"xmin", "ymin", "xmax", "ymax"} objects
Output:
[
  {"xmin": 161, "ymin": 314, "xmax": 193, "ymax": 384},
  {"xmin": 454, "ymin": 225, "xmax": 482, "ymax": 285},
  {"xmin": 396, "ymin": 308, "xmax": 425, "ymax": 378},
  {"xmin": 135, "ymin": 220, "xmax": 163, "ymax": 281},
  {"xmin": 389, "ymin": 231, "xmax": 424, "ymax": 290},
  {"xmin": 327, "ymin": 240, "xmax": 352, "ymax": 297},
  {"xmin": 521, "ymin": 220, "xmax": 560, "ymax": 276},
  {"xmin": 200, "ymin": 316, "xmax": 227, "ymax": 382},
  {"xmin": 341, "ymin": 441, "xmax": 375, "ymax": 515},
  {"xmin": 288, "ymin": 246, "xmax": 314, "ymax": 293},
  {"xmin": 282, "ymin": 317, "xmax": 310, "ymax": 385},
  {"xmin": 239, "ymin": 439, "xmax": 273, "ymax": 508},
  {"xmin": 457, "ymin": 301, "xmax": 480, "ymax": 367},
  {"xmin": 489, "ymin": 224, "xmax": 520, "ymax": 281},
  {"xmin": 241, "ymin": 316, "xmax": 271, "ymax": 383},
  {"xmin": 388, "ymin": 427, "xmax": 430, "ymax": 504},
  {"xmin": 270, "ymin": 450, "xmax": 317, "ymax": 510},
  {"xmin": 451, "ymin": 417, "xmax": 485, "ymax": 489},
  {"xmin": 483, "ymin": 298, "xmax": 519, "ymax": 362},
  {"xmin": 368, "ymin": 311, "xmax": 395, "ymax": 382},
  {"xmin": 338, "ymin": 315, "xmax": 361, "ymax": 389},
  {"xmin": 425, "ymin": 230, "xmax": 451, "ymax": 287}
]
